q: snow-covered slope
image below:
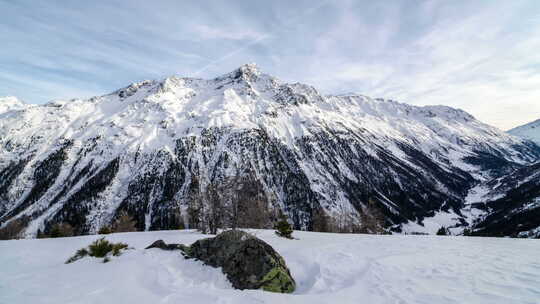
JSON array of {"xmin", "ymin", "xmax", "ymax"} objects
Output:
[
  {"xmin": 508, "ymin": 118, "xmax": 540, "ymax": 146},
  {"xmin": 1, "ymin": 64, "xmax": 540, "ymax": 237},
  {"xmin": 469, "ymin": 162, "xmax": 540, "ymax": 237},
  {"xmin": 404, "ymin": 160, "xmax": 540, "ymax": 238},
  {"xmin": 1, "ymin": 230, "xmax": 540, "ymax": 304}
]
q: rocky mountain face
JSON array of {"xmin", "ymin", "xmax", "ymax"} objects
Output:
[
  {"xmin": 1, "ymin": 64, "xmax": 540, "ymax": 238},
  {"xmin": 508, "ymin": 119, "xmax": 540, "ymax": 146}
]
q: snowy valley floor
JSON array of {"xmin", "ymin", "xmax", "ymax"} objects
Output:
[{"xmin": 1, "ymin": 230, "xmax": 539, "ymax": 304}]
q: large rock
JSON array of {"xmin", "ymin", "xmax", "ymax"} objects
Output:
[{"xmin": 184, "ymin": 230, "xmax": 295, "ymax": 293}]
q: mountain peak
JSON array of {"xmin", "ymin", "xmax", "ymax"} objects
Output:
[
  {"xmin": 216, "ymin": 63, "xmax": 263, "ymax": 83},
  {"xmin": 236, "ymin": 63, "xmax": 260, "ymax": 74},
  {"xmin": 0, "ymin": 96, "xmax": 23, "ymax": 104},
  {"xmin": 0, "ymin": 96, "xmax": 27, "ymax": 114}
]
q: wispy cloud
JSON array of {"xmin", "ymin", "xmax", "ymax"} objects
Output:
[
  {"xmin": 0, "ymin": 0, "xmax": 538, "ymax": 129},
  {"xmin": 192, "ymin": 25, "xmax": 264, "ymax": 41},
  {"xmin": 286, "ymin": 1, "xmax": 540, "ymax": 129}
]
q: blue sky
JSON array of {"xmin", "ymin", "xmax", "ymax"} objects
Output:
[{"xmin": 1, "ymin": 0, "xmax": 539, "ymax": 130}]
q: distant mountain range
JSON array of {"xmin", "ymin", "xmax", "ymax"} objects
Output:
[
  {"xmin": 509, "ymin": 118, "xmax": 540, "ymax": 146},
  {"xmin": 1, "ymin": 64, "xmax": 540, "ymax": 238}
]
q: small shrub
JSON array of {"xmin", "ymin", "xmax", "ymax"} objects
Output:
[
  {"xmin": 66, "ymin": 237, "xmax": 129, "ymax": 264},
  {"xmin": 275, "ymin": 215, "xmax": 293, "ymax": 239},
  {"xmin": 66, "ymin": 248, "xmax": 89, "ymax": 264},
  {"xmin": 88, "ymin": 238, "xmax": 115, "ymax": 257},
  {"xmin": 111, "ymin": 242, "xmax": 128, "ymax": 256}
]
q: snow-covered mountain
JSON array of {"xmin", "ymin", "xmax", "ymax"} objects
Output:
[
  {"xmin": 508, "ymin": 118, "xmax": 540, "ymax": 146},
  {"xmin": 1, "ymin": 64, "xmax": 540, "ymax": 237},
  {"xmin": 0, "ymin": 96, "xmax": 27, "ymax": 114}
]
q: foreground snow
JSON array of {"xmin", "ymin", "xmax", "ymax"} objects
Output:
[{"xmin": 1, "ymin": 230, "xmax": 539, "ymax": 304}]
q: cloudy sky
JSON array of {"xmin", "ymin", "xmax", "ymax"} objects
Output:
[{"xmin": 1, "ymin": 0, "xmax": 539, "ymax": 130}]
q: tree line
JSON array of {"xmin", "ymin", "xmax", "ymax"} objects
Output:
[{"xmin": 1, "ymin": 173, "xmax": 388, "ymax": 239}]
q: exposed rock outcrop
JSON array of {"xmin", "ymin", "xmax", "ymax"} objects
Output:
[
  {"xmin": 146, "ymin": 230, "xmax": 296, "ymax": 293},
  {"xmin": 144, "ymin": 239, "xmax": 187, "ymax": 251}
]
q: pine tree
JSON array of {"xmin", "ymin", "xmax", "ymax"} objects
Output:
[
  {"xmin": 49, "ymin": 223, "xmax": 74, "ymax": 238},
  {"xmin": 436, "ymin": 226, "xmax": 448, "ymax": 236},
  {"xmin": 275, "ymin": 213, "xmax": 293, "ymax": 239}
]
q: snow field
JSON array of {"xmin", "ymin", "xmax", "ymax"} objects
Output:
[{"xmin": 1, "ymin": 229, "xmax": 539, "ymax": 304}]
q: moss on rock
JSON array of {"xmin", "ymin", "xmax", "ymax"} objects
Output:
[{"xmin": 260, "ymin": 266, "xmax": 296, "ymax": 293}]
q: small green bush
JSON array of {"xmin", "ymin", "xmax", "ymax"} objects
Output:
[
  {"xmin": 111, "ymin": 242, "xmax": 129, "ymax": 256},
  {"xmin": 275, "ymin": 216, "xmax": 293, "ymax": 239},
  {"xmin": 66, "ymin": 248, "xmax": 89, "ymax": 264},
  {"xmin": 66, "ymin": 238, "xmax": 129, "ymax": 264},
  {"xmin": 88, "ymin": 238, "xmax": 114, "ymax": 257}
]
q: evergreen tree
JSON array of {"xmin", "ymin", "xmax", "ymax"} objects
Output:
[
  {"xmin": 436, "ymin": 226, "xmax": 448, "ymax": 236},
  {"xmin": 49, "ymin": 223, "xmax": 74, "ymax": 238},
  {"xmin": 275, "ymin": 214, "xmax": 293, "ymax": 239}
]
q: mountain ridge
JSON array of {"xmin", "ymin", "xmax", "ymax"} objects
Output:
[
  {"xmin": 508, "ymin": 118, "xmax": 540, "ymax": 146},
  {"xmin": 1, "ymin": 64, "xmax": 540, "ymax": 238}
]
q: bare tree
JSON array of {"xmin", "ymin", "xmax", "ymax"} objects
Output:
[
  {"xmin": 205, "ymin": 183, "xmax": 223, "ymax": 234},
  {"xmin": 186, "ymin": 175, "xmax": 204, "ymax": 231},
  {"xmin": 172, "ymin": 205, "xmax": 185, "ymax": 230},
  {"xmin": 114, "ymin": 212, "xmax": 137, "ymax": 232},
  {"xmin": 234, "ymin": 175, "xmax": 271, "ymax": 229},
  {"xmin": 188, "ymin": 172, "xmax": 273, "ymax": 234},
  {"xmin": 191, "ymin": 180, "xmax": 225, "ymax": 234},
  {"xmin": 187, "ymin": 196, "xmax": 203, "ymax": 231},
  {"xmin": 358, "ymin": 198, "xmax": 387, "ymax": 234},
  {"xmin": 330, "ymin": 203, "xmax": 364, "ymax": 233},
  {"xmin": 0, "ymin": 216, "xmax": 29, "ymax": 240},
  {"xmin": 312, "ymin": 207, "xmax": 333, "ymax": 232}
]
